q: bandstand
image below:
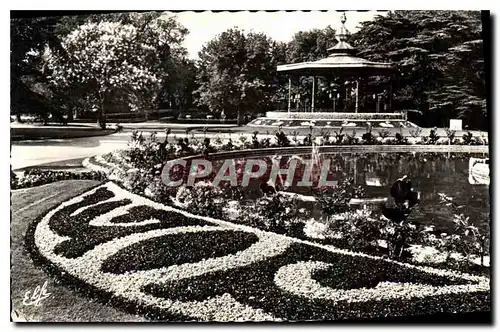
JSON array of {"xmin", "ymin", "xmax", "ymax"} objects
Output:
[{"xmin": 249, "ymin": 13, "xmax": 411, "ymax": 128}]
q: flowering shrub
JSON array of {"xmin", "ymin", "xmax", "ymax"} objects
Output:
[
  {"xmin": 11, "ymin": 168, "xmax": 106, "ymax": 189},
  {"xmin": 462, "ymin": 131, "xmax": 474, "ymax": 145},
  {"xmin": 332, "ymin": 128, "xmax": 345, "ymax": 145},
  {"xmin": 420, "ymin": 193, "xmax": 490, "ymax": 268},
  {"xmin": 314, "ymin": 177, "xmax": 365, "ymax": 216},
  {"xmin": 321, "ymin": 208, "xmax": 385, "ymax": 251},
  {"xmin": 444, "ymin": 128, "xmax": 456, "ymax": 144},
  {"xmin": 44, "ymin": 16, "xmax": 187, "ymax": 129},
  {"xmin": 394, "ymin": 132, "xmax": 408, "ymax": 144},
  {"xmin": 175, "ymin": 182, "xmax": 226, "ymax": 219},
  {"xmin": 422, "ymin": 127, "xmax": 440, "ymax": 145},
  {"xmin": 275, "ymin": 129, "xmax": 291, "ymax": 147},
  {"xmin": 409, "ymin": 127, "xmax": 422, "ymax": 138},
  {"xmin": 244, "ymin": 193, "xmax": 309, "ymax": 235}
]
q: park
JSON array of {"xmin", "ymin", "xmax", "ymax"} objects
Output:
[{"xmin": 10, "ymin": 10, "xmax": 490, "ymax": 322}]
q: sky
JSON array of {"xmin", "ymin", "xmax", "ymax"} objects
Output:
[{"xmin": 171, "ymin": 11, "xmax": 388, "ymax": 59}]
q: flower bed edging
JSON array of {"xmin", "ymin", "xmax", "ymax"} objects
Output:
[{"xmin": 26, "ymin": 181, "xmax": 490, "ymax": 322}]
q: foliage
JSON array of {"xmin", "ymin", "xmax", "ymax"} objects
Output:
[
  {"xmin": 11, "ymin": 168, "xmax": 106, "ymax": 189},
  {"xmin": 378, "ymin": 130, "xmax": 391, "ymax": 139},
  {"xmin": 351, "ymin": 11, "xmax": 486, "ymax": 130},
  {"xmin": 285, "ymin": 26, "xmax": 339, "ymax": 110},
  {"xmin": 409, "ymin": 127, "xmax": 422, "ymax": 138},
  {"xmin": 345, "ymin": 130, "xmax": 357, "ymax": 145},
  {"xmin": 379, "ymin": 176, "xmax": 421, "ymax": 258},
  {"xmin": 275, "ymin": 129, "xmax": 291, "ymax": 147},
  {"xmin": 10, "ymin": 16, "xmax": 65, "ymax": 122},
  {"xmin": 195, "ymin": 29, "xmax": 285, "ymax": 124},
  {"xmin": 333, "ymin": 128, "xmax": 345, "ymax": 144},
  {"xmin": 176, "ymin": 183, "xmax": 226, "ymax": 219},
  {"xmin": 302, "ymin": 132, "xmax": 313, "ymax": 146},
  {"xmin": 319, "ymin": 129, "xmax": 331, "ymax": 145},
  {"xmin": 395, "ymin": 132, "xmax": 408, "ymax": 144},
  {"xmin": 44, "ymin": 14, "xmax": 188, "ymax": 128},
  {"xmin": 423, "ymin": 193, "xmax": 490, "ymax": 267},
  {"xmin": 444, "ymin": 128, "xmax": 456, "ymax": 143},
  {"xmin": 314, "ymin": 178, "xmax": 365, "ymax": 216},
  {"xmin": 361, "ymin": 130, "xmax": 377, "ymax": 145},
  {"xmin": 246, "ymin": 194, "xmax": 310, "ymax": 234},
  {"xmin": 422, "ymin": 127, "xmax": 440, "ymax": 144},
  {"xmin": 125, "ymin": 131, "xmax": 165, "ymax": 170},
  {"xmin": 462, "ymin": 131, "xmax": 475, "ymax": 145},
  {"xmin": 327, "ymin": 208, "xmax": 386, "ymax": 251}
]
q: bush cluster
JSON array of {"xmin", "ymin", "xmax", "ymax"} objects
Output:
[{"xmin": 11, "ymin": 168, "xmax": 106, "ymax": 189}]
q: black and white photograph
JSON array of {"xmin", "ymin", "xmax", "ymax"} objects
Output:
[{"xmin": 9, "ymin": 7, "xmax": 491, "ymax": 323}]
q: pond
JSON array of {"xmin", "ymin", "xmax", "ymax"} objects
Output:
[{"xmin": 210, "ymin": 152, "xmax": 490, "ymax": 233}]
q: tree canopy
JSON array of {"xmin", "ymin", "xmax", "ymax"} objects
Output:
[
  {"xmin": 350, "ymin": 10, "xmax": 486, "ymax": 129},
  {"xmin": 195, "ymin": 29, "xmax": 285, "ymax": 124}
]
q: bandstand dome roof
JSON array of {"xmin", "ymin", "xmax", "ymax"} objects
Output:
[{"xmin": 277, "ymin": 13, "xmax": 395, "ymax": 77}]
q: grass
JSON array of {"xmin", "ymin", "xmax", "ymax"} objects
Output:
[
  {"xmin": 10, "ymin": 180, "xmax": 145, "ymax": 322},
  {"xmin": 10, "ymin": 127, "xmax": 115, "ymax": 141}
]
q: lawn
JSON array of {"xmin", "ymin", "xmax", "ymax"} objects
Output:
[
  {"xmin": 11, "ymin": 180, "xmax": 145, "ymax": 322},
  {"xmin": 10, "ymin": 125, "xmax": 115, "ymax": 141}
]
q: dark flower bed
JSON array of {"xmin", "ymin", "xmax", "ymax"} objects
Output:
[{"xmin": 102, "ymin": 230, "xmax": 259, "ymax": 274}]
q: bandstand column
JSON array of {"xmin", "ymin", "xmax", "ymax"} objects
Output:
[
  {"xmin": 311, "ymin": 76, "xmax": 315, "ymax": 113},
  {"xmin": 388, "ymin": 79, "xmax": 393, "ymax": 112},
  {"xmin": 355, "ymin": 80, "xmax": 359, "ymax": 113},
  {"xmin": 288, "ymin": 77, "xmax": 292, "ymax": 113}
]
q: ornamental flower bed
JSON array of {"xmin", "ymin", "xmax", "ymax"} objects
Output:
[
  {"xmin": 26, "ymin": 181, "xmax": 490, "ymax": 322},
  {"xmin": 83, "ymin": 133, "xmax": 490, "ymax": 273}
]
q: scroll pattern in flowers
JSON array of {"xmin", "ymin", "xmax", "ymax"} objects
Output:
[{"xmin": 27, "ymin": 182, "xmax": 490, "ymax": 321}]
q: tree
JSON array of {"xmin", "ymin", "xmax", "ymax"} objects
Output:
[
  {"xmin": 350, "ymin": 11, "xmax": 485, "ymax": 129},
  {"xmin": 286, "ymin": 25, "xmax": 337, "ymax": 63},
  {"xmin": 44, "ymin": 14, "xmax": 188, "ymax": 128},
  {"xmin": 195, "ymin": 29, "xmax": 282, "ymax": 125},
  {"xmin": 158, "ymin": 58, "xmax": 198, "ymax": 111},
  {"xmin": 10, "ymin": 16, "xmax": 64, "ymax": 122}
]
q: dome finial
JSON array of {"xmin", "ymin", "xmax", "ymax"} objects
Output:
[
  {"xmin": 340, "ymin": 12, "xmax": 347, "ymax": 24},
  {"xmin": 336, "ymin": 12, "xmax": 349, "ymax": 42}
]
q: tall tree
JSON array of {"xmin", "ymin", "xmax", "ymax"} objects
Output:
[
  {"xmin": 195, "ymin": 29, "xmax": 281, "ymax": 125},
  {"xmin": 44, "ymin": 13, "xmax": 188, "ymax": 128},
  {"xmin": 10, "ymin": 16, "xmax": 64, "ymax": 122},
  {"xmin": 350, "ymin": 10, "xmax": 485, "ymax": 129}
]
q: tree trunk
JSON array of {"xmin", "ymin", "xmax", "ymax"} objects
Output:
[
  {"xmin": 237, "ymin": 108, "xmax": 241, "ymax": 126},
  {"xmin": 98, "ymin": 107, "xmax": 107, "ymax": 129},
  {"xmin": 67, "ymin": 108, "xmax": 74, "ymax": 122},
  {"xmin": 98, "ymin": 95, "xmax": 107, "ymax": 129}
]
